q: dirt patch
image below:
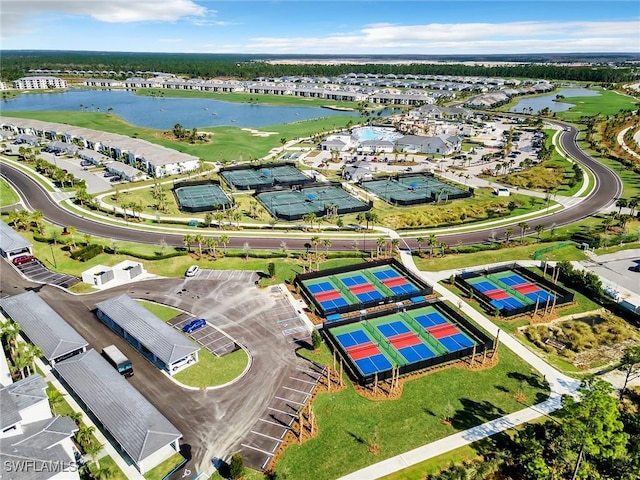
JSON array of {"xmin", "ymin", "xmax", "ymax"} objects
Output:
[{"xmin": 240, "ymin": 127, "xmax": 278, "ymax": 137}]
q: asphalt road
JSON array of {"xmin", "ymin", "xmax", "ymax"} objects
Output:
[
  {"xmin": 0, "ymin": 122, "xmax": 622, "ymax": 252},
  {"xmin": 0, "ymin": 263, "xmax": 313, "ymax": 474}
]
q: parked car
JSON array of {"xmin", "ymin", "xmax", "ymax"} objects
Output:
[
  {"xmin": 12, "ymin": 255, "xmax": 36, "ymax": 265},
  {"xmin": 80, "ymin": 160, "xmax": 92, "ymax": 167},
  {"xmin": 182, "ymin": 318, "xmax": 206, "ymax": 334},
  {"xmin": 185, "ymin": 265, "xmax": 199, "ymax": 277}
]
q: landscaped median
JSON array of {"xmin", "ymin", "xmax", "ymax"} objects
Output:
[{"xmin": 137, "ymin": 300, "xmax": 250, "ymax": 389}]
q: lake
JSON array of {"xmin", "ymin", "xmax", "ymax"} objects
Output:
[
  {"xmin": 508, "ymin": 87, "xmax": 600, "ymax": 114},
  {"xmin": 1, "ymin": 89, "xmax": 360, "ymax": 130}
]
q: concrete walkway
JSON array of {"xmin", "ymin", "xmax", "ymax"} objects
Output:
[
  {"xmin": 339, "ymin": 252, "xmax": 580, "ymax": 480},
  {"xmin": 617, "ymin": 126, "xmax": 640, "ymax": 161}
]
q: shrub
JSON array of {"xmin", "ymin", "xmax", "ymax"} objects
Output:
[
  {"xmin": 70, "ymin": 244, "xmax": 103, "ymax": 261},
  {"xmin": 311, "ymin": 329, "xmax": 322, "ymax": 350},
  {"xmin": 229, "ymin": 453, "xmax": 244, "ymax": 480}
]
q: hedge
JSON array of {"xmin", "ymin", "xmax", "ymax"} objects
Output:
[{"xmin": 70, "ymin": 244, "xmax": 103, "ymax": 261}]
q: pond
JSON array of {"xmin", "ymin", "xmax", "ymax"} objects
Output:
[
  {"xmin": 508, "ymin": 88, "xmax": 600, "ymax": 114},
  {"xmin": 1, "ymin": 89, "xmax": 360, "ymax": 130}
]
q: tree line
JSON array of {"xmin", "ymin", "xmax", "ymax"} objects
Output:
[{"xmin": 1, "ymin": 51, "xmax": 635, "ymax": 83}]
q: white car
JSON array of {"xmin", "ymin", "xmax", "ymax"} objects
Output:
[{"xmin": 185, "ymin": 265, "xmax": 199, "ymax": 277}]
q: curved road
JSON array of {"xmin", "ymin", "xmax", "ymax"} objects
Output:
[{"xmin": 0, "ymin": 122, "xmax": 622, "ymax": 250}]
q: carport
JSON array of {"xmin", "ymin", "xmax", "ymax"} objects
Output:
[
  {"xmin": 95, "ymin": 294, "xmax": 199, "ymax": 375},
  {"xmin": 0, "ymin": 220, "xmax": 32, "ymax": 259},
  {"xmin": 55, "ymin": 349, "xmax": 183, "ymax": 474},
  {"xmin": 0, "ymin": 291, "xmax": 88, "ymax": 366}
]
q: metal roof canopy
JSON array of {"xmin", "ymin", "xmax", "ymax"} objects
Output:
[
  {"xmin": 55, "ymin": 349, "xmax": 181, "ymax": 463},
  {"xmin": 0, "ymin": 220, "xmax": 32, "ymax": 255},
  {"xmin": 0, "ymin": 291, "xmax": 88, "ymax": 363},
  {"xmin": 95, "ymin": 294, "xmax": 199, "ymax": 366}
]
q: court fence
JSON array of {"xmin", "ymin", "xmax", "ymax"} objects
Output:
[
  {"xmin": 295, "ymin": 258, "xmax": 433, "ymax": 320},
  {"xmin": 255, "ymin": 181, "xmax": 372, "ymax": 221},
  {"xmin": 219, "ymin": 161, "xmax": 313, "ymax": 190},
  {"xmin": 172, "ymin": 179, "xmax": 233, "ymax": 213},
  {"xmin": 322, "ymin": 300, "xmax": 494, "ymax": 385},
  {"xmin": 455, "ymin": 263, "xmax": 575, "ymax": 317}
]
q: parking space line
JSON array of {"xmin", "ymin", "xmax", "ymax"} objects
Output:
[
  {"xmin": 282, "ymin": 385, "xmax": 311, "ymax": 396},
  {"xmin": 275, "ymin": 396, "xmax": 306, "ymax": 406},
  {"xmin": 240, "ymin": 443, "xmax": 274, "ymax": 457},
  {"xmin": 259, "ymin": 418, "xmax": 291, "ymax": 430},
  {"xmin": 289, "ymin": 376, "xmax": 318, "ymax": 386},
  {"xmin": 276, "ymin": 316, "xmax": 299, "ymax": 324},
  {"xmin": 250, "ymin": 430, "xmax": 283, "ymax": 443},
  {"xmin": 268, "ymin": 406, "xmax": 296, "ymax": 417},
  {"xmin": 283, "ymin": 327, "xmax": 308, "ymax": 336}
]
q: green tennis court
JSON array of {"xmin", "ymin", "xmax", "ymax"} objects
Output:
[
  {"xmin": 361, "ymin": 174, "xmax": 468, "ymax": 206},
  {"xmin": 174, "ymin": 184, "xmax": 232, "ymax": 213},
  {"xmin": 257, "ymin": 185, "xmax": 369, "ymax": 221},
  {"xmin": 220, "ymin": 164, "xmax": 309, "ymax": 190}
]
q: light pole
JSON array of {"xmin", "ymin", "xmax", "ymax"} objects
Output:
[{"xmin": 49, "ymin": 242, "xmax": 57, "ymax": 268}]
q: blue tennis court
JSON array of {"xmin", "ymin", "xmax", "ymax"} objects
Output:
[
  {"xmin": 336, "ymin": 330, "xmax": 371, "ymax": 348},
  {"xmin": 414, "ymin": 311, "xmax": 448, "ymax": 328},
  {"xmin": 377, "ymin": 321, "xmax": 411, "ymax": 338},
  {"xmin": 372, "ymin": 268, "xmax": 400, "ymax": 280},
  {"xmin": 341, "ymin": 275, "xmax": 367, "ymax": 287},
  {"xmin": 355, "ymin": 354, "xmax": 393, "ymax": 375},
  {"xmin": 470, "ymin": 280, "xmax": 497, "ymax": 293},
  {"xmin": 307, "ymin": 281, "xmax": 334, "ymax": 294},
  {"xmin": 498, "ymin": 274, "xmax": 527, "ymax": 287},
  {"xmin": 439, "ymin": 334, "xmax": 474, "ymax": 353},
  {"xmin": 525, "ymin": 291, "xmax": 555, "ymax": 303},
  {"xmin": 321, "ymin": 298, "xmax": 349, "ymax": 310},
  {"xmin": 398, "ymin": 343, "xmax": 436, "ymax": 363},
  {"xmin": 356, "ymin": 290, "xmax": 384, "ymax": 302},
  {"xmin": 490, "ymin": 297, "xmax": 525, "ymax": 310},
  {"xmin": 389, "ymin": 283, "xmax": 419, "ymax": 295}
]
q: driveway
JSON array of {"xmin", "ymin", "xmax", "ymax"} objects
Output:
[{"xmin": 40, "ymin": 152, "xmax": 113, "ymax": 194}]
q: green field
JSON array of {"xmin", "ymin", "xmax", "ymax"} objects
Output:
[
  {"xmin": 0, "ymin": 177, "xmax": 20, "ymax": 206},
  {"xmin": 0, "ymin": 110, "xmax": 360, "ymax": 163},
  {"xmin": 137, "ymin": 300, "xmax": 182, "ymax": 321},
  {"xmin": 275, "ymin": 345, "xmax": 548, "ymax": 480},
  {"xmin": 413, "ymin": 241, "xmax": 586, "ymax": 271},
  {"xmin": 555, "ymin": 88, "xmax": 640, "ymax": 121}
]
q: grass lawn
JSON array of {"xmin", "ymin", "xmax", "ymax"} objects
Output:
[
  {"xmin": 413, "ymin": 241, "xmax": 586, "ymax": 271},
  {"xmin": 275, "ymin": 345, "xmax": 549, "ymax": 480},
  {"xmin": 555, "ymin": 88, "xmax": 640, "ymax": 122},
  {"xmin": 380, "ymin": 445, "xmax": 479, "ymax": 480},
  {"xmin": 0, "ymin": 110, "xmax": 359, "ymax": 164},
  {"xmin": 595, "ymin": 242, "xmax": 640, "ymax": 255},
  {"xmin": 137, "ymin": 300, "xmax": 182, "ymax": 321},
  {"xmin": 143, "ymin": 452, "xmax": 185, "ymax": 480},
  {"xmin": 172, "ymin": 348, "xmax": 248, "ymax": 388},
  {"xmin": 96, "ymin": 456, "xmax": 128, "ymax": 480},
  {"xmin": 0, "ymin": 177, "xmax": 20, "ymax": 206}
]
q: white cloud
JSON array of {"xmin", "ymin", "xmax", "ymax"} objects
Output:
[
  {"xmin": 243, "ymin": 20, "xmax": 640, "ymax": 54},
  {"xmin": 1, "ymin": 0, "xmax": 207, "ymax": 38}
]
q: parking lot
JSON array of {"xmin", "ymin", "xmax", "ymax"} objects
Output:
[
  {"xmin": 12, "ymin": 258, "xmax": 80, "ymax": 288},
  {"xmin": 168, "ymin": 313, "xmax": 237, "ymax": 357},
  {"xmin": 240, "ymin": 361, "xmax": 325, "ymax": 471},
  {"xmin": 580, "ymin": 250, "xmax": 640, "ymax": 295},
  {"xmin": 192, "ymin": 269, "xmax": 260, "ymax": 284}
]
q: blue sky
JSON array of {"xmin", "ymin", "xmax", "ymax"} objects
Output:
[{"xmin": 2, "ymin": 1, "xmax": 638, "ymax": 54}]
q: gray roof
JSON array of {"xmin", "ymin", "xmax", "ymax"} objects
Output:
[
  {"xmin": 95, "ymin": 294, "xmax": 198, "ymax": 365},
  {"xmin": 106, "ymin": 160, "xmax": 144, "ymax": 178},
  {"xmin": 0, "ymin": 292, "xmax": 88, "ymax": 363},
  {"xmin": 0, "ymin": 416, "xmax": 77, "ymax": 480},
  {"xmin": 0, "ymin": 220, "xmax": 32, "ymax": 254},
  {"xmin": 55, "ymin": 350, "xmax": 182, "ymax": 462}
]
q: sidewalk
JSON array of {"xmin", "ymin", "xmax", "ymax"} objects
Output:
[{"xmin": 339, "ymin": 252, "xmax": 580, "ymax": 480}]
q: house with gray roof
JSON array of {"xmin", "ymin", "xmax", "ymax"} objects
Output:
[
  {"xmin": 358, "ymin": 140, "xmax": 394, "ymax": 154},
  {"xmin": 54, "ymin": 350, "xmax": 182, "ymax": 473},
  {"xmin": 0, "ymin": 291, "xmax": 88, "ymax": 366},
  {"xmin": 104, "ymin": 161, "xmax": 147, "ymax": 182},
  {"xmin": 0, "ymin": 220, "xmax": 33, "ymax": 259},
  {"xmin": 0, "ymin": 375, "xmax": 79, "ymax": 480},
  {"xmin": 95, "ymin": 294, "xmax": 199, "ymax": 375},
  {"xmin": 395, "ymin": 134, "xmax": 461, "ymax": 155}
]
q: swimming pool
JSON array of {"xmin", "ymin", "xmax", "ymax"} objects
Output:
[{"xmin": 351, "ymin": 126, "xmax": 403, "ymax": 143}]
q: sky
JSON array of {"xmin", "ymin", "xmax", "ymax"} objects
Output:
[{"xmin": 1, "ymin": 0, "xmax": 639, "ymax": 54}]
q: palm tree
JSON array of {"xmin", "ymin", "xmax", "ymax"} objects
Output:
[
  {"xmin": 84, "ymin": 442, "xmax": 104, "ymax": 470},
  {"xmin": 416, "ymin": 236, "xmax": 424, "ymax": 253},
  {"xmin": 30, "ymin": 210, "xmax": 44, "ymax": 234},
  {"xmin": 194, "ymin": 234, "xmax": 205, "ymax": 257},
  {"xmin": 310, "ymin": 236, "xmax": 321, "ymax": 270},
  {"xmin": 618, "ymin": 214, "xmax": 633, "ymax": 231},
  {"xmin": 182, "ymin": 234, "xmax": 193, "ymax": 253},
  {"xmin": 47, "ymin": 389, "xmax": 64, "ymax": 410},
  {"xmin": 323, "ymin": 238, "xmax": 332, "ymax": 256},
  {"xmin": 535, "ymin": 224, "xmax": 545, "ymax": 242},
  {"xmin": 391, "ymin": 238, "xmax": 400, "ymax": 254},
  {"xmin": 75, "ymin": 424, "xmax": 96, "ymax": 450},
  {"xmin": 628, "ymin": 198, "xmax": 638, "ymax": 216},
  {"xmin": 302, "ymin": 212, "xmax": 317, "ymax": 231},
  {"xmin": 504, "ymin": 227, "xmax": 513, "ymax": 245},
  {"xmin": 25, "ymin": 344, "xmax": 43, "ymax": 376},
  {"xmin": 242, "ymin": 242, "xmax": 250, "ymax": 261},
  {"xmin": 232, "ymin": 211, "xmax": 242, "ymax": 228},
  {"xmin": 1, "ymin": 321, "xmax": 20, "ymax": 358},
  {"xmin": 616, "ymin": 198, "xmax": 628, "ymax": 214},
  {"xmin": 66, "ymin": 226, "xmax": 77, "ymax": 249},
  {"xmin": 428, "ymin": 234, "xmax": 438, "ymax": 257},
  {"xmin": 206, "ymin": 237, "xmax": 218, "ymax": 256},
  {"xmin": 376, "ymin": 237, "xmax": 386, "ymax": 258},
  {"xmin": 219, "ymin": 234, "xmax": 229, "ymax": 255},
  {"xmin": 517, "ymin": 221, "xmax": 529, "ymax": 245}
]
